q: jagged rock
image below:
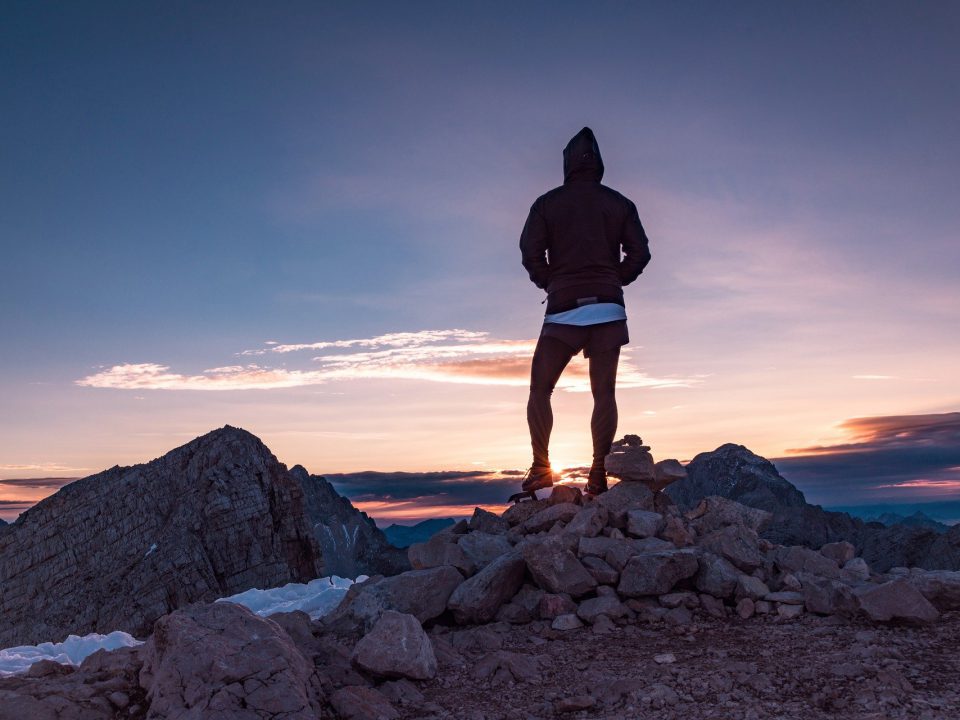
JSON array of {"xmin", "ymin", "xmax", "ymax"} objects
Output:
[
  {"xmin": 906, "ymin": 570, "xmax": 960, "ymax": 610},
  {"xmin": 351, "ymin": 611, "xmax": 437, "ymax": 680},
  {"xmin": 330, "ymin": 686, "xmax": 399, "ymax": 720},
  {"xmin": 577, "ymin": 596, "xmax": 628, "ymax": 623},
  {"xmin": 855, "ymin": 579, "xmax": 940, "ymax": 624},
  {"xmin": 626, "ymin": 510, "xmax": 663, "ymax": 539},
  {"xmin": 519, "ymin": 503, "xmax": 580, "ymax": 534},
  {"xmin": 565, "ymin": 505, "xmax": 608, "ymax": 538},
  {"xmin": 378, "ymin": 678, "xmax": 424, "ymax": 706},
  {"xmin": 596, "ymin": 481, "xmax": 656, "ymax": 528},
  {"xmin": 328, "ymin": 566, "xmax": 464, "ymax": 629},
  {"xmin": 660, "ymin": 516, "xmax": 695, "ymax": 547},
  {"xmin": 551, "ymin": 614, "xmax": 584, "ymax": 631},
  {"xmin": 820, "ymin": 541, "xmax": 856, "ymax": 565},
  {"xmin": 447, "ymin": 551, "xmax": 526, "ymax": 624},
  {"xmin": 502, "ymin": 499, "xmax": 550, "ymax": 527},
  {"xmin": 495, "ymin": 584, "xmax": 544, "ymax": 624},
  {"xmin": 0, "ymin": 426, "xmax": 323, "ymax": 646},
  {"xmin": 695, "ymin": 554, "xmax": 740, "ymax": 599},
  {"xmin": 577, "ymin": 536, "xmax": 633, "ymax": 559},
  {"xmin": 618, "ymin": 550, "xmax": 699, "ymax": 597},
  {"xmin": 408, "ymin": 535, "xmax": 475, "ymax": 576},
  {"xmin": 139, "ymin": 601, "xmax": 324, "ymax": 719},
  {"xmin": 765, "ymin": 591, "xmax": 805, "ymax": 605},
  {"xmin": 457, "ymin": 532, "xmax": 513, "ymax": 570},
  {"xmin": 841, "ymin": 557, "xmax": 871, "ymax": 583},
  {"xmin": 652, "ymin": 459, "xmax": 688, "ymax": 492},
  {"xmin": 780, "ymin": 573, "xmax": 802, "ymax": 591},
  {"xmin": 581, "ymin": 555, "xmax": 619, "ymax": 584},
  {"xmin": 291, "ymin": 464, "xmax": 408, "ymax": 578},
  {"xmin": 800, "ymin": 575, "xmax": 858, "ymax": 616},
  {"xmin": 539, "ymin": 593, "xmax": 578, "ymax": 619},
  {"xmin": 549, "ymin": 485, "xmax": 583, "ymax": 506},
  {"xmin": 697, "ymin": 524, "xmax": 764, "ymax": 571},
  {"xmin": 698, "ymin": 593, "xmax": 726, "ymax": 618},
  {"xmin": 469, "ymin": 508, "xmax": 509, "ymax": 535},
  {"xmin": 771, "ymin": 545, "xmax": 841, "ymax": 580},
  {"xmin": 686, "ymin": 496, "xmax": 773, "ymax": 534},
  {"xmin": 523, "ymin": 540, "xmax": 597, "ymax": 597},
  {"xmin": 472, "ymin": 651, "xmax": 540, "ymax": 682},
  {"xmin": 735, "ymin": 574, "xmax": 770, "ymax": 601},
  {"xmin": 608, "ymin": 537, "xmax": 672, "ymax": 571}
]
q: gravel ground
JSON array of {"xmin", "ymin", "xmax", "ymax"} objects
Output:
[{"xmin": 402, "ymin": 610, "xmax": 960, "ymax": 720}]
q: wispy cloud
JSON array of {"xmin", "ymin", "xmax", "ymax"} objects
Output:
[
  {"xmin": 76, "ymin": 329, "xmax": 701, "ymax": 393},
  {"xmin": 0, "ymin": 463, "xmax": 87, "ymax": 474}
]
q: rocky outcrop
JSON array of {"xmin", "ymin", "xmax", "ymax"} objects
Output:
[
  {"xmin": 0, "ymin": 426, "xmax": 323, "ymax": 647},
  {"xmin": 291, "ymin": 465, "xmax": 409, "ymax": 578}
]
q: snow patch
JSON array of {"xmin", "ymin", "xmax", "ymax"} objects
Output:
[
  {"xmin": 0, "ymin": 631, "xmax": 143, "ymax": 677},
  {"xmin": 216, "ymin": 575, "xmax": 364, "ymax": 620}
]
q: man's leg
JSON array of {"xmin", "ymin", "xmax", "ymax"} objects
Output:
[
  {"xmin": 588, "ymin": 346, "xmax": 620, "ymax": 472},
  {"xmin": 528, "ymin": 335, "xmax": 576, "ymax": 469}
]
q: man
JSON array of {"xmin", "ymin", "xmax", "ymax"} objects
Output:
[{"xmin": 519, "ymin": 127, "xmax": 651, "ymax": 497}]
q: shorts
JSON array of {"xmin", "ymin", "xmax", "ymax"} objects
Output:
[{"xmin": 538, "ymin": 320, "xmax": 629, "ymax": 358}]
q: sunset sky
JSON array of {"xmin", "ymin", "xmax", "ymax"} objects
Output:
[{"xmin": 2, "ymin": 2, "xmax": 959, "ymax": 523}]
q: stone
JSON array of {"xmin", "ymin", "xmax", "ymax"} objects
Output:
[
  {"xmin": 501, "ymin": 498, "xmax": 550, "ymax": 527},
  {"xmin": 685, "ymin": 495, "xmax": 773, "ymax": 534},
  {"xmin": 735, "ymin": 574, "xmax": 770, "ymax": 601},
  {"xmin": 596, "ymin": 481, "xmax": 657, "ymax": 528},
  {"xmin": 471, "ymin": 650, "xmax": 539, "ymax": 683},
  {"xmin": 664, "ymin": 605, "xmax": 693, "ymax": 626},
  {"xmin": 327, "ymin": 565, "xmax": 464, "ymax": 629},
  {"xmin": 408, "ymin": 535, "xmax": 475, "ymax": 576},
  {"xmin": 777, "ymin": 603, "xmax": 804, "ymax": 619},
  {"xmin": 552, "ymin": 613, "xmax": 584, "ymax": 631},
  {"xmin": 659, "ymin": 591, "xmax": 699, "ymax": 609},
  {"xmin": 523, "ymin": 541, "xmax": 597, "ymax": 597},
  {"xmin": 495, "ymin": 584, "xmax": 545, "ymax": 624},
  {"xmin": 604, "ymin": 436, "xmax": 656, "ymax": 482},
  {"xmin": 577, "ymin": 596, "xmax": 628, "ymax": 623},
  {"xmin": 842, "ymin": 557, "xmax": 872, "ymax": 583},
  {"xmin": 626, "ymin": 510, "xmax": 664, "ymax": 539},
  {"xmin": 695, "ymin": 554, "xmax": 740, "ymax": 599},
  {"xmin": 660, "ymin": 515, "xmax": 695, "ymax": 547},
  {"xmin": 379, "ymin": 678, "xmax": 424, "ymax": 706},
  {"xmin": 820, "ymin": 541, "xmax": 856, "ymax": 565},
  {"xmin": 653, "ymin": 652, "xmax": 676, "ymax": 664},
  {"xmin": 457, "ymin": 532, "xmax": 513, "ymax": 571},
  {"xmin": 351, "ymin": 611, "xmax": 437, "ymax": 680},
  {"xmin": 764, "ymin": 591, "xmax": 804, "ymax": 605},
  {"xmin": 781, "ymin": 573, "xmax": 802, "ymax": 591},
  {"xmin": 539, "ymin": 593, "xmax": 578, "ymax": 619},
  {"xmin": 549, "ymin": 485, "xmax": 583, "ymax": 506},
  {"xmin": 906, "ymin": 570, "xmax": 960, "ymax": 610},
  {"xmin": 138, "ymin": 602, "xmax": 324, "ymax": 720},
  {"xmin": 652, "ymin": 459, "xmax": 688, "ymax": 491},
  {"xmin": 754, "ymin": 600, "xmax": 772, "ymax": 615},
  {"xmin": 697, "ymin": 524, "xmax": 764, "ymax": 571},
  {"xmin": 699, "ymin": 593, "xmax": 726, "ymax": 618},
  {"xmin": 800, "ymin": 575, "xmax": 858, "ymax": 616},
  {"xmin": 469, "ymin": 507, "xmax": 509, "ymax": 535},
  {"xmin": 519, "ymin": 503, "xmax": 580, "ymax": 534},
  {"xmin": 617, "ymin": 550, "xmax": 699, "ymax": 597},
  {"xmin": 330, "ymin": 686, "xmax": 399, "ymax": 720},
  {"xmin": 565, "ymin": 505, "xmax": 608, "ymax": 538},
  {"xmin": 555, "ymin": 695, "xmax": 596, "ymax": 713},
  {"xmin": 0, "ymin": 426, "xmax": 324, "ymax": 646},
  {"xmin": 855, "ymin": 579, "xmax": 940, "ymax": 624},
  {"xmin": 771, "ymin": 546, "xmax": 841, "ymax": 580},
  {"xmin": 736, "ymin": 598, "xmax": 755, "ymax": 619},
  {"xmin": 448, "ymin": 551, "xmax": 526, "ymax": 624},
  {"xmin": 581, "ymin": 555, "xmax": 619, "ymax": 585}
]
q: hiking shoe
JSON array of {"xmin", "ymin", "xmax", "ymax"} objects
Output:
[
  {"xmin": 584, "ymin": 468, "xmax": 608, "ymax": 497},
  {"xmin": 521, "ymin": 465, "xmax": 555, "ymax": 493}
]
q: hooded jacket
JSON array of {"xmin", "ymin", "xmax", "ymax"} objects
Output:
[{"xmin": 519, "ymin": 127, "xmax": 651, "ymax": 314}]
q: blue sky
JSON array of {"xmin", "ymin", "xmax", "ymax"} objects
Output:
[{"xmin": 2, "ymin": 2, "xmax": 959, "ymax": 517}]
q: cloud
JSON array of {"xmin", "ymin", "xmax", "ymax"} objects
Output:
[
  {"xmin": 0, "ymin": 477, "xmax": 78, "ymax": 489},
  {"xmin": 0, "ymin": 463, "xmax": 87, "ymax": 474},
  {"xmin": 775, "ymin": 411, "xmax": 960, "ymax": 505},
  {"xmin": 77, "ymin": 329, "xmax": 701, "ymax": 392}
]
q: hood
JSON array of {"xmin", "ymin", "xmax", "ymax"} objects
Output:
[{"xmin": 563, "ymin": 127, "xmax": 604, "ymax": 183}]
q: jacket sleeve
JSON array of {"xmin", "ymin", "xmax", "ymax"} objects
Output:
[
  {"xmin": 618, "ymin": 201, "xmax": 651, "ymax": 286},
  {"xmin": 519, "ymin": 203, "xmax": 551, "ymax": 289}
]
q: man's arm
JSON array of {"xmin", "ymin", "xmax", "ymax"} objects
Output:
[
  {"xmin": 519, "ymin": 203, "xmax": 550, "ymax": 289},
  {"xmin": 619, "ymin": 201, "xmax": 651, "ymax": 286}
]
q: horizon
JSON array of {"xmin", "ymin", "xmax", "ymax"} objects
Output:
[{"xmin": 2, "ymin": 3, "xmax": 959, "ymax": 522}]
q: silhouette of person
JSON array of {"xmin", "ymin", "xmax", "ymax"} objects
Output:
[{"xmin": 519, "ymin": 127, "xmax": 651, "ymax": 497}]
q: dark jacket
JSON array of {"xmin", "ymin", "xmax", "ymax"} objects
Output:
[{"xmin": 519, "ymin": 127, "xmax": 651, "ymax": 313}]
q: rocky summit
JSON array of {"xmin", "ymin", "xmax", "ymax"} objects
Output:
[{"xmin": 1, "ymin": 431, "xmax": 959, "ymax": 719}]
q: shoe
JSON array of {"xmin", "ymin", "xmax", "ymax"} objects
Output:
[
  {"xmin": 584, "ymin": 468, "xmax": 608, "ymax": 497},
  {"xmin": 521, "ymin": 465, "xmax": 555, "ymax": 493}
]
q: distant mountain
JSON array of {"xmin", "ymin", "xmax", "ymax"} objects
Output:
[
  {"xmin": 0, "ymin": 426, "xmax": 323, "ymax": 647},
  {"xmin": 383, "ymin": 518, "xmax": 455, "ymax": 548},
  {"xmin": 290, "ymin": 465, "xmax": 409, "ymax": 577},
  {"xmin": 667, "ymin": 443, "xmax": 960, "ymax": 572},
  {"xmin": 871, "ymin": 511, "xmax": 950, "ymax": 533},
  {"xmin": 0, "ymin": 518, "xmax": 6, "ymax": 526}
]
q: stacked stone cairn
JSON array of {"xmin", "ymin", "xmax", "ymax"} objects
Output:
[{"xmin": 324, "ymin": 435, "xmax": 957, "ymax": 689}]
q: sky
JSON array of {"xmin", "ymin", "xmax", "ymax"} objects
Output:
[{"xmin": 2, "ymin": 2, "xmax": 959, "ymax": 522}]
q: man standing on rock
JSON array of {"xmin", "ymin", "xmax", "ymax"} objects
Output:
[{"xmin": 519, "ymin": 127, "xmax": 651, "ymax": 498}]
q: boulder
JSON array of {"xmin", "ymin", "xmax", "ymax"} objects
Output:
[
  {"xmin": 351, "ymin": 611, "xmax": 437, "ymax": 680},
  {"xmin": 685, "ymin": 496, "xmax": 773, "ymax": 534},
  {"xmin": 551, "ymin": 614, "xmax": 584, "ymax": 631},
  {"xmin": 697, "ymin": 524, "xmax": 764, "ymax": 572},
  {"xmin": 695, "ymin": 554, "xmax": 740, "ymax": 599},
  {"xmin": 523, "ymin": 540, "xmax": 597, "ymax": 597},
  {"xmin": 502, "ymin": 499, "xmax": 550, "ymax": 527},
  {"xmin": 565, "ymin": 505, "xmax": 608, "ymax": 538},
  {"xmin": 734, "ymin": 574, "xmax": 770, "ymax": 601},
  {"xmin": 495, "ymin": 585, "xmax": 545, "ymax": 624},
  {"xmin": 139, "ymin": 602, "xmax": 324, "ymax": 720},
  {"xmin": 764, "ymin": 591, "xmax": 804, "ymax": 605},
  {"xmin": 519, "ymin": 503, "xmax": 580, "ymax": 535},
  {"xmin": 660, "ymin": 516, "xmax": 695, "ymax": 547},
  {"xmin": 800, "ymin": 575, "xmax": 858, "ymax": 616},
  {"xmin": 841, "ymin": 557, "xmax": 871, "ymax": 583},
  {"xmin": 408, "ymin": 535, "xmax": 475, "ymax": 576},
  {"xmin": 771, "ymin": 545, "xmax": 841, "ymax": 580},
  {"xmin": 618, "ymin": 550, "xmax": 699, "ymax": 597},
  {"xmin": 698, "ymin": 593, "xmax": 726, "ymax": 618},
  {"xmin": 581, "ymin": 556, "xmax": 619, "ymax": 585},
  {"xmin": 596, "ymin": 481, "xmax": 656, "ymax": 528},
  {"xmin": 626, "ymin": 510, "xmax": 664, "ymax": 539},
  {"xmin": 577, "ymin": 596, "xmax": 629, "ymax": 623},
  {"xmin": 447, "ymin": 551, "xmax": 526, "ymax": 624},
  {"xmin": 549, "ymin": 485, "xmax": 583, "ymax": 506},
  {"xmin": 604, "ymin": 436, "xmax": 656, "ymax": 482},
  {"xmin": 855, "ymin": 579, "xmax": 940, "ymax": 624},
  {"xmin": 652, "ymin": 459, "xmax": 687, "ymax": 492},
  {"xmin": 457, "ymin": 532, "xmax": 513, "ymax": 571},
  {"xmin": 539, "ymin": 593, "xmax": 578, "ymax": 619},
  {"xmin": 330, "ymin": 686, "xmax": 399, "ymax": 720},
  {"xmin": 820, "ymin": 541, "xmax": 856, "ymax": 565},
  {"xmin": 736, "ymin": 598, "xmax": 755, "ymax": 619},
  {"xmin": 906, "ymin": 570, "xmax": 960, "ymax": 610},
  {"xmin": 468, "ymin": 507, "xmax": 509, "ymax": 535}
]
